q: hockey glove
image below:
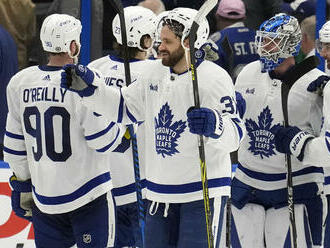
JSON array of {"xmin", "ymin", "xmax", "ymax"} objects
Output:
[
  {"xmin": 195, "ymin": 40, "xmax": 219, "ymax": 64},
  {"xmin": 61, "ymin": 64, "xmax": 99, "ymax": 97},
  {"xmin": 307, "ymin": 75, "xmax": 330, "ymax": 96},
  {"xmin": 187, "ymin": 107, "xmax": 224, "ymax": 138},
  {"xmin": 9, "ymin": 175, "xmax": 33, "ymax": 221},
  {"xmin": 273, "ymin": 126, "xmax": 314, "ymax": 161},
  {"xmin": 113, "ymin": 126, "xmax": 131, "ymax": 153},
  {"xmin": 235, "ymin": 91, "xmax": 246, "ymax": 119}
]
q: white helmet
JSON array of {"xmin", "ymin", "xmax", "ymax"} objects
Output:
[
  {"xmin": 112, "ymin": 6, "xmax": 156, "ymax": 51},
  {"xmin": 316, "ymin": 21, "xmax": 330, "ymax": 53},
  {"xmin": 154, "ymin": 10, "xmax": 170, "ymax": 42},
  {"xmin": 164, "ymin": 7, "xmax": 209, "ymax": 49},
  {"xmin": 40, "ymin": 14, "xmax": 82, "ymax": 59}
]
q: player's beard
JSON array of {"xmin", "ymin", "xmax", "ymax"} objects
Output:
[{"xmin": 161, "ymin": 45, "xmax": 185, "ymax": 67}]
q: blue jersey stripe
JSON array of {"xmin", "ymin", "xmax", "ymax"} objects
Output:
[
  {"xmin": 231, "ymin": 118, "xmax": 243, "ymax": 141},
  {"xmin": 238, "ymin": 163, "xmax": 323, "ymax": 181},
  {"xmin": 117, "ymin": 90, "xmax": 124, "ymax": 123},
  {"xmin": 325, "ymin": 176, "xmax": 330, "ymax": 185},
  {"xmin": 5, "ymin": 131, "xmax": 24, "ymax": 140},
  {"xmin": 97, "ymin": 128, "xmax": 121, "ymax": 152},
  {"xmin": 3, "ymin": 146, "xmax": 27, "ymax": 156},
  {"xmin": 126, "ymin": 107, "xmax": 137, "ymax": 123},
  {"xmin": 85, "ymin": 122, "xmax": 115, "ymax": 140},
  {"xmin": 112, "ymin": 179, "xmax": 147, "ymax": 196},
  {"xmin": 32, "ymin": 172, "xmax": 111, "ymax": 205},
  {"xmin": 146, "ymin": 177, "xmax": 231, "ymax": 194},
  {"xmin": 326, "ymin": 131, "xmax": 330, "ymax": 152}
]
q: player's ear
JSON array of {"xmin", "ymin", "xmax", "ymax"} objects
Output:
[
  {"xmin": 70, "ymin": 41, "xmax": 79, "ymax": 57},
  {"xmin": 183, "ymin": 37, "xmax": 189, "ymax": 49}
]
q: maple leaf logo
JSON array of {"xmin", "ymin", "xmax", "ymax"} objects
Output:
[
  {"xmin": 154, "ymin": 103, "xmax": 186, "ymax": 158},
  {"xmin": 245, "ymin": 106, "xmax": 280, "ymax": 159}
]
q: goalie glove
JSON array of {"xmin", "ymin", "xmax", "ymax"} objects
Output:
[
  {"xmin": 274, "ymin": 126, "xmax": 314, "ymax": 161},
  {"xmin": 61, "ymin": 64, "xmax": 100, "ymax": 97},
  {"xmin": 187, "ymin": 107, "xmax": 224, "ymax": 139},
  {"xmin": 307, "ymin": 75, "xmax": 330, "ymax": 96},
  {"xmin": 9, "ymin": 175, "xmax": 34, "ymax": 221}
]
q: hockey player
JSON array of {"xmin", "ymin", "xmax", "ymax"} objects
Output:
[
  {"xmin": 4, "ymin": 14, "xmax": 124, "ymax": 248},
  {"xmin": 61, "ymin": 7, "xmax": 244, "ymax": 248},
  {"xmin": 232, "ymin": 13, "xmax": 326, "ymax": 247},
  {"xmin": 87, "ymin": 6, "xmax": 156, "ymax": 247},
  {"xmin": 274, "ymin": 20, "xmax": 330, "ymax": 247},
  {"xmin": 209, "ymin": 0, "xmax": 259, "ymax": 81}
]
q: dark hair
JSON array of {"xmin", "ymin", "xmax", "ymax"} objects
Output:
[{"xmin": 163, "ymin": 19, "xmax": 185, "ymax": 38}]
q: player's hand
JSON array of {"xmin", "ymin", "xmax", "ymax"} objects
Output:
[
  {"xmin": 273, "ymin": 126, "xmax": 314, "ymax": 161},
  {"xmin": 9, "ymin": 175, "xmax": 34, "ymax": 221},
  {"xmin": 307, "ymin": 75, "xmax": 330, "ymax": 96},
  {"xmin": 61, "ymin": 64, "xmax": 98, "ymax": 97},
  {"xmin": 195, "ymin": 40, "xmax": 219, "ymax": 63},
  {"xmin": 187, "ymin": 107, "xmax": 224, "ymax": 138}
]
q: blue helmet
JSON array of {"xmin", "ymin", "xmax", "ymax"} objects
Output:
[{"xmin": 255, "ymin": 13, "xmax": 301, "ymax": 72}]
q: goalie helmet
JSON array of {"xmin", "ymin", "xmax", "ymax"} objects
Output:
[
  {"xmin": 40, "ymin": 14, "xmax": 82, "ymax": 58},
  {"xmin": 112, "ymin": 6, "xmax": 156, "ymax": 51},
  {"xmin": 164, "ymin": 7, "xmax": 209, "ymax": 49},
  {"xmin": 255, "ymin": 13, "xmax": 301, "ymax": 72},
  {"xmin": 316, "ymin": 21, "xmax": 330, "ymax": 53}
]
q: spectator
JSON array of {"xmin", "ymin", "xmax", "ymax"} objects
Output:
[
  {"xmin": 242, "ymin": 0, "xmax": 282, "ymax": 30},
  {"xmin": 0, "ymin": 25, "xmax": 18, "ymax": 161},
  {"xmin": 138, "ymin": 0, "xmax": 165, "ymax": 15},
  {"xmin": 0, "ymin": 0, "xmax": 36, "ymax": 69},
  {"xmin": 281, "ymin": 0, "xmax": 315, "ymax": 23},
  {"xmin": 300, "ymin": 15, "xmax": 317, "ymax": 58},
  {"xmin": 210, "ymin": 0, "xmax": 259, "ymax": 82}
]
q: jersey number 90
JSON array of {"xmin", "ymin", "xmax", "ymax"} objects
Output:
[{"xmin": 23, "ymin": 106, "xmax": 72, "ymax": 162}]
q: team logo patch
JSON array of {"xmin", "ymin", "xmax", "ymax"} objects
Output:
[
  {"xmin": 155, "ymin": 103, "xmax": 186, "ymax": 158},
  {"xmin": 149, "ymin": 84, "xmax": 158, "ymax": 91},
  {"xmin": 83, "ymin": 233, "xmax": 91, "ymax": 244},
  {"xmin": 195, "ymin": 49, "xmax": 203, "ymax": 59},
  {"xmin": 245, "ymin": 106, "xmax": 280, "ymax": 158}
]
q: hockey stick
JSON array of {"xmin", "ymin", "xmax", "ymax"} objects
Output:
[
  {"xmin": 281, "ymin": 82, "xmax": 297, "ymax": 248},
  {"xmin": 220, "ymin": 35, "xmax": 234, "ymax": 248},
  {"xmin": 109, "ymin": 0, "xmax": 145, "ymax": 246},
  {"xmin": 188, "ymin": 0, "xmax": 217, "ymax": 247},
  {"xmin": 280, "ymin": 56, "xmax": 318, "ymax": 248}
]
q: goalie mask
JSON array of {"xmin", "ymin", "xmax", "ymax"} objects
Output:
[
  {"xmin": 163, "ymin": 7, "xmax": 210, "ymax": 49},
  {"xmin": 40, "ymin": 14, "xmax": 82, "ymax": 61},
  {"xmin": 112, "ymin": 6, "xmax": 156, "ymax": 51},
  {"xmin": 316, "ymin": 21, "xmax": 330, "ymax": 54},
  {"xmin": 255, "ymin": 13, "xmax": 301, "ymax": 72}
]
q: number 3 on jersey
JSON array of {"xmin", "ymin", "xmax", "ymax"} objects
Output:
[
  {"xmin": 220, "ymin": 96, "xmax": 235, "ymax": 114},
  {"xmin": 23, "ymin": 106, "xmax": 72, "ymax": 162}
]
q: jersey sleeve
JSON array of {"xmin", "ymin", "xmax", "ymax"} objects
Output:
[
  {"xmin": 199, "ymin": 62, "xmax": 245, "ymax": 152},
  {"xmin": 79, "ymin": 105, "xmax": 126, "ymax": 153},
  {"xmin": 81, "ymin": 71, "xmax": 146, "ymax": 124},
  {"xmin": 302, "ymin": 83, "xmax": 330, "ymax": 166},
  {"xmin": 4, "ymin": 76, "xmax": 30, "ymax": 180}
]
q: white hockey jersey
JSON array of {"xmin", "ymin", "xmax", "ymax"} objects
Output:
[
  {"xmin": 235, "ymin": 59, "xmax": 324, "ymax": 190},
  {"xmin": 4, "ymin": 65, "xmax": 124, "ymax": 214},
  {"xmin": 88, "ymin": 55, "xmax": 147, "ymax": 206},
  {"xmin": 82, "ymin": 59, "xmax": 245, "ymax": 203},
  {"xmin": 303, "ymin": 82, "xmax": 330, "ymax": 168}
]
